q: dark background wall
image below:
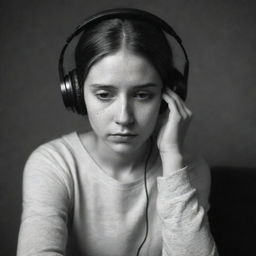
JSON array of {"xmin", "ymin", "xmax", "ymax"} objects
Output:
[{"xmin": 0, "ymin": 0, "xmax": 255, "ymax": 255}]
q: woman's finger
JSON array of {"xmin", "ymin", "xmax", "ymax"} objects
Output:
[
  {"xmin": 163, "ymin": 91, "xmax": 187, "ymax": 119},
  {"xmin": 165, "ymin": 88, "xmax": 193, "ymax": 118},
  {"xmin": 162, "ymin": 93, "xmax": 179, "ymax": 117}
]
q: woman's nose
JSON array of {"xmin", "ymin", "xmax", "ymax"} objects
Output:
[{"xmin": 114, "ymin": 96, "xmax": 134, "ymax": 126}]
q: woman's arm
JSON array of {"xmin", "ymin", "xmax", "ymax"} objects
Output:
[
  {"xmin": 17, "ymin": 144, "xmax": 73, "ymax": 256},
  {"xmin": 157, "ymin": 156, "xmax": 218, "ymax": 256},
  {"xmin": 155, "ymin": 88, "xmax": 218, "ymax": 255}
]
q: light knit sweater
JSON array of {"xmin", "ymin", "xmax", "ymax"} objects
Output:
[{"xmin": 17, "ymin": 131, "xmax": 218, "ymax": 256}]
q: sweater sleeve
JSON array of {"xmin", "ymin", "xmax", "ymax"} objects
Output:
[
  {"xmin": 156, "ymin": 157, "xmax": 218, "ymax": 256},
  {"xmin": 17, "ymin": 144, "xmax": 73, "ymax": 256}
]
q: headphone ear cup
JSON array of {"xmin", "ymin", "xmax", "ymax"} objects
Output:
[
  {"xmin": 171, "ymin": 68, "xmax": 187, "ymax": 101},
  {"xmin": 159, "ymin": 96, "xmax": 168, "ymax": 114},
  {"xmin": 70, "ymin": 70, "xmax": 87, "ymax": 115},
  {"xmin": 60, "ymin": 69, "xmax": 87, "ymax": 115},
  {"xmin": 60, "ymin": 72, "xmax": 76, "ymax": 112},
  {"xmin": 159, "ymin": 68, "xmax": 188, "ymax": 114}
]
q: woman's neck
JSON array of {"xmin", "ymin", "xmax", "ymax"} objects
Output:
[{"xmin": 82, "ymin": 131, "xmax": 156, "ymax": 182}]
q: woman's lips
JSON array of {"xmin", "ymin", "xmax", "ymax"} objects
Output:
[
  {"xmin": 112, "ymin": 133, "xmax": 136, "ymax": 136},
  {"xmin": 109, "ymin": 134, "xmax": 137, "ymax": 142}
]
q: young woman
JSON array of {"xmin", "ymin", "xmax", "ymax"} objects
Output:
[{"xmin": 17, "ymin": 9, "xmax": 218, "ymax": 256}]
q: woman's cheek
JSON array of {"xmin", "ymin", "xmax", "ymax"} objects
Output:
[
  {"xmin": 87, "ymin": 98, "xmax": 112, "ymax": 116},
  {"xmin": 139, "ymin": 101, "xmax": 160, "ymax": 126}
]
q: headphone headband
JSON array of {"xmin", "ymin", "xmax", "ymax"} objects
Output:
[
  {"xmin": 67, "ymin": 8, "xmax": 182, "ymax": 44},
  {"xmin": 58, "ymin": 8, "xmax": 190, "ymax": 114}
]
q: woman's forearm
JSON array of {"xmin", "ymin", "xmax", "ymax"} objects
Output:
[{"xmin": 157, "ymin": 160, "xmax": 218, "ymax": 256}]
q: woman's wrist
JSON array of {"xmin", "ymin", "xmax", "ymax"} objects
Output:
[{"xmin": 160, "ymin": 150, "xmax": 186, "ymax": 176}]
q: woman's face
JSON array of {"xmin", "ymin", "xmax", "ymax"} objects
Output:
[{"xmin": 83, "ymin": 48, "xmax": 163, "ymax": 155}]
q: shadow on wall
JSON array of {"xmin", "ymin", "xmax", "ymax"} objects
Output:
[{"xmin": 209, "ymin": 166, "xmax": 256, "ymax": 256}]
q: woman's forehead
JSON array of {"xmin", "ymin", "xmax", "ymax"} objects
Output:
[{"xmin": 84, "ymin": 49, "xmax": 163, "ymax": 87}]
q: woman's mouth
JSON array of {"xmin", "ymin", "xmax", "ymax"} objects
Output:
[{"xmin": 109, "ymin": 133, "xmax": 137, "ymax": 142}]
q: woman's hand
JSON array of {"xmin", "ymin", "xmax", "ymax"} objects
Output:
[{"xmin": 156, "ymin": 88, "xmax": 193, "ymax": 158}]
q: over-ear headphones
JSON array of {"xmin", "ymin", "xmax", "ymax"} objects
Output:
[{"xmin": 58, "ymin": 8, "xmax": 190, "ymax": 115}]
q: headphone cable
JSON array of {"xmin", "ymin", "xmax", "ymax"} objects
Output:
[{"xmin": 136, "ymin": 137, "xmax": 153, "ymax": 256}]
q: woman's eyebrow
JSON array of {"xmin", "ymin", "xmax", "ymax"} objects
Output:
[
  {"xmin": 89, "ymin": 83, "xmax": 158, "ymax": 89},
  {"xmin": 89, "ymin": 84, "xmax": 115, "ymax": 89},
  {"xmin": 133, "ymin": 83, "xmax": 158, "ymax": 89}
]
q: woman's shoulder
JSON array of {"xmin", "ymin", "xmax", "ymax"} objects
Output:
[
  {"xmin": 25, "ymin": 131, "xmax": 96, "ymax": 172},
  {"xmin": 29, "ymin": 131, "xmax": 86, "ymax": 158},
  {"xmin": 22, "ymin": 132, "xmax": 82, "ymax": 200},
  {"xmin": 25, "ymin": 131, "xmax": 85, "ymax": 174}
]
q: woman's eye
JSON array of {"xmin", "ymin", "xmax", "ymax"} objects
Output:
[
  {"xmin": 134, "ymin": 92, "xmax": 152, "ymax": 100},
  {"xmin": 95, "ymin": 91, "xmax": 114, "ymax": 100}
]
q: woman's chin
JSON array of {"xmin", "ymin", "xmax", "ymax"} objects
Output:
[{"xmin": 108, "ymin": 142, "xmax": 139, "ymax": 155}]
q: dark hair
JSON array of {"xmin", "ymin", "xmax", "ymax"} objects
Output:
[{"xmin": 75, "ymin": 18, "xmax": 175, "ymax": 89}]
